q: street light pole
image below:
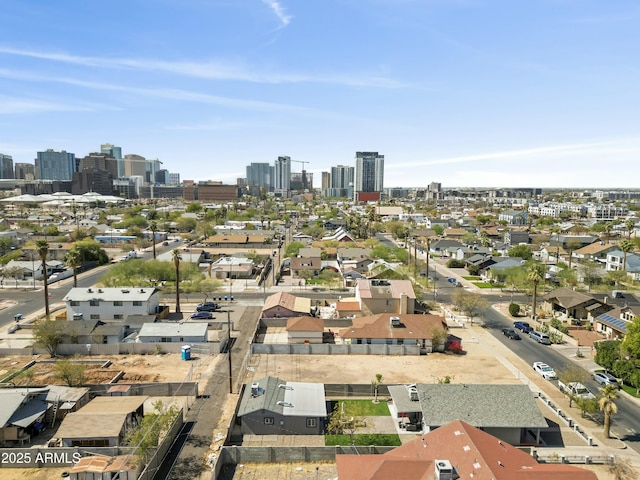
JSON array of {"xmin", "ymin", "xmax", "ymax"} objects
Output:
[
  {"xmin": 228, "ymin": 260, "xmax": 233, "ymax": 394},
  {"xmin": 31, "ymin": 251, "xmax": 36, "ymax": 290}
]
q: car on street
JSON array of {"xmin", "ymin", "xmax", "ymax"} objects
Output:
[
  {"xmin": 533, "ymin": 361, "xmax": 557, "ymax": 380},
  {"xmin": 593, "ymin": 371, "xmax": 619, "ymax": 388},
  {"xmin": 196, "ymin": 302, "xmax": 219, "ymax": 312},
  {"xmin": 529, "ymin": 331, "xmax": 552, "ymax": 345},
  {"xmin": 190, "ymin": 311, "xmax": 213, "ymax": 320},
  {"xmin": 513, "ymin": 321, "xmax": 532, "ymax": 333},
  {"xmin": 501, "ymin": 328, "xmax": 521, "ymax": 340},
  {"xmin": 162, "ymin": 241, "xmax": 169, "ymax": 246}
]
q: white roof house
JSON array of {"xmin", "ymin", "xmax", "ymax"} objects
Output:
[
  {"xmin": 63, "ymin": 287, "xmax": 160, "ymax": 322},
  {"xmin": 137, "ymin": 323, "xmax": 208, "ymax": 343}
]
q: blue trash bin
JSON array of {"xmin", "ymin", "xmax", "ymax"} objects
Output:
[{"xmin": 181, "ymin": 345, "xmax": 191, "ymax": 361}]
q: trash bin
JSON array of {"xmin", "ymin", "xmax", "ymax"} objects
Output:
[{"xmin": 181, "ymin": 345, "xmax": 191, "ymax": 361}]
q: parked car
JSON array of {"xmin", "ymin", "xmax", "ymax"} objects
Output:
[
  {"xmin": 162, "ymin": 241, "xmax": 169, "ymax": 246},
  {"xmin": 529, "ymin": 331, "xmax": 552, "ymax": 345},
  {"xmin": 501, "ymin": 328, "xmax": 521, "ymax": 340},
  {"xmin": 191, "ymin": 311, "xmax": 213, "ymax": 320},
  {"xmin": 593, "ymin": 371, "xmax": 619, "ymax": 388},
  {"xmin": 196, "ymin": 302, "xmax": 219, "ymax": 312},
  {"xmin": 558, "ymin": 381, "xmax": 596, "ymax": 400},
  {"xmin": 533, "ymin": 361, "xmax": 557, "ymax": 380},
  {"xmin": 513, "ymin": 321, "xmax": 532, "ymax": 333}
]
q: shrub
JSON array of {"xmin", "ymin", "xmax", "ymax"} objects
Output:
[
  {"xmin": 446, "ymin": 259, "xmax": 466, "ymax": 268},
  {"xmin": 508, "ymin": 303, "xmax": 520, "ymax": 317}
]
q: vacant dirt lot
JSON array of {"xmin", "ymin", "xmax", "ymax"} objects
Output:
[{"xmin": 0, "ymin": 354, "xmax": 197, "ymax": 385}]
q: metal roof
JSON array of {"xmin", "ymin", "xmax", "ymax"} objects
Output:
[
  {"xmin": 596, "ymin": 313, "xmax": 628, "ymax": 333},
  {"xmin": 237, "ymin": 376, "xmax": 326, "ymax": 418},
  {"xmin": 63, "ymin": 287, "xmax": 157, "ymax": 302},
  {"xmin": 138, "ymin": 322, "xmax": 208, "ymax": 338}
]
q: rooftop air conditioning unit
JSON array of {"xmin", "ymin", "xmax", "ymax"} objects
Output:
[
  {"xmin": 435, "ymin": 459, "xmax": 455, "ymax": 480},
  {"xmin": 408, "ymin": 386, "xmax": 418, "ymax": 402},
  {"xmin": 251, "ymin": 382, "xmax": 260, "ymax": 397},
  {"xmin": 390, "ymin": 316, "xmax": 401, "ymax": 327}
]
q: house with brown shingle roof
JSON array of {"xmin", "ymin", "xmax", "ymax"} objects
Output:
[
  {"xmin": 573, "ymin": 242, "xmax": 618, "ymax": 262},
  {"xmin": 286, "ymin": 316, "xmax": 324, "ymax": 344},
  {"xmin": 336, "ymin": 419, "xmax": 597, "ymax": 480},
  {"xmin": 290, "ymin": 257, "xmax": 321, "ymax": 277},
  {"xmin": 541, "ymin": 287, "xmax": 611, "ymax": 321},
  {"xmin": 338, "ymin": 313, "xmax": 446, "ymax": 352},
  {"xmin": 261, "ymin": 292, "xmax": 312, "ymax": 318}
]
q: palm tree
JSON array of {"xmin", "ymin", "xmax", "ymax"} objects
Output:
[
  {"xmin": 36, "ymin": 240, "xmax": 50, "ymax": 317},
  {"xmin": 527, "ymin": 262, "xmax": 545, "ymax": 319},
  {"xmin": 603, "ymin": 222, "xmax": 613, "ymax": 242},
  {"xmin": 625, "ymin": 218, "xmax": 636, "ymax": 238},
  {"xmin": 172, "ymin": 249, "xmax": 182, "ymax": 313},
  {"xmin": 599, "ymin": 384, "xmax": 619, "ymax": 438},
  {"xmin": 65, "ymin": 248, "xmax": 82, "ymax": 287},
  {"xmin": 619, "ymin": 240, "xmax": 635, "ymax": 272},
  {"xmin": 149, "ymin": 220, "xmax": 158, "ymax": 260}
]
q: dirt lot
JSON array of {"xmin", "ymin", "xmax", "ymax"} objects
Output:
[{"xmin": 0, "ymin": 354, "xmax": 196, "ymax": 385}]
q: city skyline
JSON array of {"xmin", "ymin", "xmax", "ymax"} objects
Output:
[{"xmin": 1, "ymin": 1, "xmax": 640, "ymax": 188}]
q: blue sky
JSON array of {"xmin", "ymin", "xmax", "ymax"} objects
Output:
[{"xmin": 1, "ymin": 0, "xmax": 639, "ymax": 189}]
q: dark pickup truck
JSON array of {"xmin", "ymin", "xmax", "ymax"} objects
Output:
[{"xmin": 513, "ymin": 321, "xmax": 533, "ymax": 333}]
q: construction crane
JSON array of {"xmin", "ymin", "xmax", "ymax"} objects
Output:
[{"xmin": 291, "ymin": 160, "xmax": 311, "ymax": 191}]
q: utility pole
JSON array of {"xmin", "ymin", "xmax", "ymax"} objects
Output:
[{"xmin": 228, "ymin": 261, "xmax": 233, "ymax": 393}]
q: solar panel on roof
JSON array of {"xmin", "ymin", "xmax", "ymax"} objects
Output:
[{"xmin": 597, "ymin": 313, "xmax": 628, "ymax": 332}]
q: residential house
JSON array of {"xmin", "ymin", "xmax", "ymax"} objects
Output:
[
  {"xmin": 541, "ymin": 287, "xmax": 611, "ymax": 321},
  {"xmin": 450, "ymin": 246, "xmax": 490, "ymax": 261},
  {"xmin": 498, "ymin": 209, "xmax": 529, "ymax": 225},
  {"xmin": 549, "ymin": 234, "xmax": 598, "ymax": 248},
  {"xmin": 3, "ymin": 259, "xmax": 64, "ymax": 281},
  {"xmin": 59, "ymin": 320, "xmax": 125, "ymax": 344},
  {"xmin": 465, "ymin": 253, "xmax": 498, "ymax": 271},
  {"xmin": 70, "ymin": 455, "xmax": 140, "ymax": 480},
  {"xmin": 337, "ymin": 247, "xmax": 372, "ymax": 262},
  {"xmin": 335, "ymin": 300, "xmax": 362, "ymax": 318},
  {"xmin": 606, "ymin": 250, "xmax": 640, "ymax": 280},
  {"xmin": 209, "ymin": 255, "xmax": 254, "ymax": 279},
  {"xmin": 504, "ymin": 229, "xmax": 530, "ymax": 246},
  {"xmin": 262, "ymin": 292, "xmax": 312, "ymax": 318},
  {"xmin": 443, "ymin": 227, "xmax": 469, "ymax": 239},
  {"xmin": 236, "ymin": 376, "xmax": 327, "ymax": 435},
  {"xmin": 323, "ymin": 218, "xmax": 347, "ymax": 231},
  {"xmin": 482, "ymin": 257, "xmax": 524, "ymax": 281},
  {"xmin": 336, "ymin": 419, "xmax": 597, "ymax": 480},
  {"xmin": 291, "ymin": 233, "xmax": 313, "ymax": 244},
  {"xmin": 137, "ymin": 322, "xmax": 208, "ymax": 343},
  {"xmin": 408, "ymin": 383, "xmax": 548, "ymax": 445},
  {"xmin": 63, "ymin": 287, "xmax": 161, "ymax": 322},
  {"xmin": 355, "ymin": 279, "xmax": 416, "ymax": 315},
  {"xmin": 290, "ymin": 257, "xmax": 322, "ymax": 277},
  {"xmin": 429, "ymin": 239, "xmax": 463, "ymax": 256},
  {"xmin": 298, "ymin": 247, "xmax": 322, "ymax": 258},
  {"xmin": 321, "ymin": 227, "xmax": 355, "ymax": 242},
  {"xmin": 593, "ymin": 292, "xmax": 640, "ymax": 339},
  {"xmin": 0, "ymin": 388, "xmax": 50, "ymax": 446},
  {"xmin": 55, "ymin": 396, "xmax": 147, "ymax": 447},
  {"xmin": 574, "ymin": 242, "xmax": 618, "ymax": 263},
  {"xmin": 338, "ymin": 313, "xmax": 447, "ymax": 352},
  {"xmin": 286, "ymin": 316, "xmax": 324, "ymax": 344}
]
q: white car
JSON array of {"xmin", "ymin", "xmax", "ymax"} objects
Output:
[{"xmin": 533, "ymin": 361, "xmax": 557, "ymax": 380}]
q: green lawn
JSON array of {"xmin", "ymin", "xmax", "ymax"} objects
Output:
[
  {"xmin": 620, "ymin": 384, "xmax": 640, "ymax": 398},
  {"xmin": 330, "ymin": 399, "xmax": 391, "ymax": 416},
  {"xmin": 325, "ymin": 434, "xmax": 401, "ymax": 446},
  {"xmin": 472, "ymin": 282, "xmax": 504, "ymax": 289},
  {"xmin": 463, "ymin": 276, "xmax": 480, "ymax": 280}
]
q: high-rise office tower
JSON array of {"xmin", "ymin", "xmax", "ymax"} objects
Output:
[
  {"xmin": 246, "ymin": 162, "xmax": 274, "ymax": 190},
  {"xmin": 101, "ymin": 143, "xmax": 123, "ymax": 177},
  {"xmin": 35, "ymin": 149, "xmax": 76, "ymax": 180},
  {"xmin": 146, "ymin": 158, "xmax": 163, "ymax": 184},
  {"xmin": 274, "ymin": 156, "xmax": 291, "ymax": 196},
  {"xmin": 354, "ymin": 152, "xmax": 384, "ymax": 201},
  {"xmin": 0, "ymin": 153, "xmax": 14, "ymax": 179},
  {"xmin": 321, "ymin": 172, "xmax": 331, "ymax": 194},
  {"xmin": 124, "ymin": 154, "xmax": 146, "ymax": 178},
  {"xmin": 326, "ymin": 164, "xmax": 354, "ymax": 198},
  {"xmin": 15, "ymin": 163, "xmax": 36, "ymax": 181}
]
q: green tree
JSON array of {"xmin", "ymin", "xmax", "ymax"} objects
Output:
[
  {"xmin": 594, "ymin": 340, "xmax": 621, "ymax": 371},
  {"xmin": 149, "ymin": 220, "xmax": 158, "ymax": 260},
  {"xmin": 36, "ymin": 240, "xmax": 50, "ymax": 317},
  {"xmin": 432, "ymin": 224, "xmax": 444, "ymax": 236},
  {"xmin": 507, "ymin": 244, "xmax": 533, "ymax": 260},
  {"xmin": 172, "ymin": 249, "xmax": 182, "ymax": 313},
  {"xmin": 126, "ymin": 400, "xmax": 180, "ymax": 461},
  {"xmin": 625, "ymin": 219, "xmax": 636, "ymax": 239},
  {"xmin": 326, "ymin": 401, "xmax": 367, "ymax": 446},
  {"xmin": 621, "ymin": 317, "xmax": 640, "ymax": 358},
  {"xmin": 599, "ymin": 384, "xmax": 619, "ymax": 438},
  {"xmin": 285, "ymin": 241, "xmax": 304, "ymax": 258},
  {"xmin": 508, "ymin": 303, "xmax": 520, "ymax": 317},
  {"xmin": 385, "ymin": 221, "xmax": 410, "ymax": 240},
  {"xmin": 64, "ymin": 248, "xmax": 82, "ymax": 287},
  {"xmin": 619, "ymin": 240, "xmax": 635, "ymax": 272},
  {"xmin": 557, "ymin": 365, "xmax": 590, "ymax": 407},
  {"xmin": 186, "ymin": 202, "xmax": 203, "ymax": 213},
  {"xmin": 53, "ymin": 358, "xmax": 86, "ymax": 386},
  {"xmin": 32, "ymin": 319, "xmax": 65, "ymax": 357},
  {"xmin": 371, "ymin": 373, "xmax": 383, "ymax": 403},
  {"xmin": 526, "ymin": 262, "xmax": 545, "ymax": 319},
  {"xmin": 452, "ymin": 290, "xmax": 487, "ymax": 324}
]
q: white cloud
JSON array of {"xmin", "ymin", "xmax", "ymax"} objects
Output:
[
  {"xmin": 0, "ymin": 46, "xmax": 403, "ymax": 88},
  {"xmin": 0, "ymin": 96, "xmax": 97, "ymax": 114},
  {"xmin": 261, "ymin": 0, "xmax": 292, "ymax": 28}
]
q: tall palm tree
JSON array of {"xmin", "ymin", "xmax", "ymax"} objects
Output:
[
  {"xmin": 619, "ymin": 240, "xmax": 635, "ymax": 272},
  {"xmin": 172, "ymin": 249, "xmax": 182, "ymax": 313},
  {"xmin": 599, "ymin": 384, "xmax": 619, "ymax": 438},
  {"xmin": 65, "ymin": 248, "xmax": 82, "ymax": 287},
  {"xmin": 625, "ymin": 218, "xmax": 636, "ymax": 238},
  {"xmin": 603, "ymin": 222, "xmax": 613, "ymax": 242},
  {"xmin": 527, "ymin": 262, "xmax": 545, "ymax": 319},
  {"xmin": 36, "ymin": 240, "xmax": 50, "ymax": 317},
  {"xmin": 149, "ymin": 220, "xmax": 158, "ymax": 260}
]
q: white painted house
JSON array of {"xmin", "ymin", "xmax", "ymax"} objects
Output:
[
  {"xmin": 137, "ymin": 323, "xmax": 208, "ymax": 343},
  {"xmin": 63, "ymin": 287, "xmax": 161, "ymax": 321}
]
